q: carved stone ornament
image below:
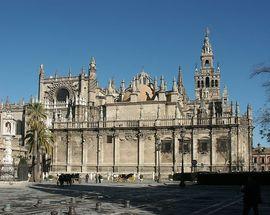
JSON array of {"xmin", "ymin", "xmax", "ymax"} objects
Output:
[
  {"xmin": 137, "ymin": 132, "xmax": 144, "ymax": 138},
  {"xmin": 125, "ymin": 134, "xmax": 133, "ymax": 140},
  {"xmin": 46, "ymin": 81, "xmax": 78, "ymax": 102}
]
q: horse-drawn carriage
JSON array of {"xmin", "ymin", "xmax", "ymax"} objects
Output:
[
  {"xmin": 114, "ymin": 173, "xmax": 135, "ymax": 182},
  {"xmin": 57, "ymin": 173, "xmax": 80, "ymax": 186}
]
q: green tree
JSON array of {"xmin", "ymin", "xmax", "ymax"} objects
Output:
[{"xmin": 25, "ymin": 103, "xmax": 54, "ymax": 182}]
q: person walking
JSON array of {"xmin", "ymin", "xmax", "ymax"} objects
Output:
[
  {"xmin": 98, "ymin": 174, "xmax": 102, "ymax": 183},
  {"xmin": 241, "ymin": 176, "xmax": 262, "ymax": 215},
  {"xmin": 85, "ymin": 173, "xmax": 89, "ymax": 183},
  {"xmin": 95, "ymin": 173, "xmax": 98, "ymax": 183}
]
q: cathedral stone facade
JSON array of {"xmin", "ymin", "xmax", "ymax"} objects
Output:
[{"xmin": 1, "ymin": 31, "xmax": 253, "ymax": 178}]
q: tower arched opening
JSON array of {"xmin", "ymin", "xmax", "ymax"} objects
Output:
[
  {"xmin": 206, "ymin": 77, "xmax": 210, "ymax": 87},
  {"xmin": 56, "ymin": 88, "xmax": 69, "ymax": 102}
]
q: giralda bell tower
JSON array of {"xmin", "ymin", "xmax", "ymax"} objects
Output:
[{"xmin": 195, "ymin": 28, "xmax": 221, "ymax": 101}]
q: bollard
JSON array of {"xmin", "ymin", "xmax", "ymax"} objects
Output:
[
  {"xmin": 50, "ymin": 210, "xmax": 58, "ymax": 215},
  {"xmin": 70, "ymin": 197, "xmax": 76, "ymax": 204},
  {"xmin": 95, "ymin": 202, "xmax": 101, "ymax": 212},
  {"xmin": 67, "ymin": 206, "xmax": 77, "ymax": 215},
  {"xmin": 124, "ymin": 200, "xmax": 130, "ymax": 208},
  {"xmin": 3, "ymin": 203, "xmax": 11, "ymax": 212},
  {"xmin": 34, "ymin": 199, "xmax": 42, "ymax": 207}
]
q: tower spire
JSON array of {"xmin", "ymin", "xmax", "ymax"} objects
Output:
[
  {"xmin": 89, "ymin": 56, "xmax": 96, "ymax": 79},
  {"xmin": 201, "ymin": 27, "xmax": 214, "ymax": 69}
]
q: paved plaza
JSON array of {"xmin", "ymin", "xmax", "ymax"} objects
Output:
[{"xmin": 0, "ymin": 181, "xmax": 270, "ymax": 215}]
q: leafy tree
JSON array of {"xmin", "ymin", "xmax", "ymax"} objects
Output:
[
  {"xmin": 25, "ymin": 103, "xmax": 54, "ymax": 182},
  {"xmin": 251, "ymin": 63, "xmax": 270, "ymax": 142}
]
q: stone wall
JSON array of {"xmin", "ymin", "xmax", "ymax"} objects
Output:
[{"xmin": 51, "ymin": 124, "xmax": 250, "ymax": 177}]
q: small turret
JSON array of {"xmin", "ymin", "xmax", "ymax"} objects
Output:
[
  {"xmin": 172, "ymin": 77, "xmax": 177, "ymax": 92},
  {"xmin": 216, "ymin": 63, "xmax": 220, "ymax": 74},
  {"xmin": 107, "ymin": 79, "xmax": 114, "ymax": 95},
  {"xmin": 230, "ymin": 101, "xmax": 234, "ymax": 116},
  {"xmin": 39, "ymin": 64, "xmax": 45, "ymax": 80},
  {"xmin": 154, "ymin": 77, "xmax": 158, "ymax": 92},
  {"xmin": 80, "ymin": 66, "xmax": 86, "ymax": 76},
  {"xmin": 247, "ymin": 104, "xmax": 252, "ymax": 120},
  {"xmin": 160, "ymin": 76, "xmax": 165, "ymax": 92},
  {"xmin": 131, "ymin": 77, "xmax": 137, "ymax": 93},
  {"xmin": 235, "ymin": 102, "xmax": 240, "ymax": 117},
  {"xmin": 68, "ymin": 67, "xmax": 72, "ymax": 77},
  {"xmin": 175, "ymin": 105, "xmax": 180, "ymax": 119},
  {"xmin": 177, "ymin": 66, "xmax": 183, "ymax": 89},
  {"xmin": 120, "ymin": 80, "xmax": 125, "ymax": 93}
]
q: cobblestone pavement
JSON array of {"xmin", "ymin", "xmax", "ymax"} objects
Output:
[{"xmin": 0, "ymin": 181, "xmax": 270, "ymax": 215}]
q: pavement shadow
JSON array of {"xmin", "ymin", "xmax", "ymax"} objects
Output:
[{"xmin": 30, "ymin": 183, "xmax": 184, "ymax": 214}]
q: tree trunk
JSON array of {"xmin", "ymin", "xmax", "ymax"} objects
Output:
[
  {"xmin": 32, "ymin": 130, "xmax": 37, "ymax": 182},
  {"xmin": 33, "ymin": 130, "xmax": 41, "ymax": 182},
  {"xmin": 36, "ymin": 145, "xmax": 41, "ymax": 182}
]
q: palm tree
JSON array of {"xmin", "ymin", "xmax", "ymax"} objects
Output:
[{"xmin": 25, "ymin": 103, "xmax": 54, "ymax": 182}]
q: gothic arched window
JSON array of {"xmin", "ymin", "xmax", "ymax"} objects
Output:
[
  {"xmin": 56, "ymin": 88, "xmax": 69, "ymax": 102},
  {"xmin": 161, "ymin": 139, "xmax": 172, "ymax": 153},
  {"xmin": 205, "ymin": 60, "xmax": 210, "ymax": 67},
  {"xmin": 16, "ymin": 120, "xmax": 22, "ymax": 135},
  {"xmin": 211, "ymin": 80, "xmax": 214, "ymax": 87},
  {"xmin": 198, "ymin": 138, "xmax": 210, "ymax": 153},
  {"xmin": 197, "ymin": 80, "xmax": 200, "ymax": 88},
  {"xmin": 201, "ymin": 80, "xmax": 204, "ymax": 88},
  {"xmin": 206, "ymin": 77, "xmax": 210, "ymax": 88},
  {"xmin": 215, "ymin": 80, "xmax": 218, "ymax": 87},
  {"xmin": 179, "ymin": 138, "xmax": 191, "ymax": 154},
  {"xmin": 143, "ymin": 77, "xmax": 147, "ymax": 85}
]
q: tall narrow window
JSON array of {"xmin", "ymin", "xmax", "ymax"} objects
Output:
[
  {"xmin": 197, "ymin": 80, "xmax": 200, "ymax": 88},
  {"xmin": 215, "ymin": 80, "xmax": 218, "ymax": 87},
  {"xmin": 179, "ymin": 139, "xmax": 191, "ymax": 154},
  {"xmin": 206, "ymin": 77, "xmax": 210, "ymax": 88},
  {"xmin": 201, "ymin": 80, "xmax": 204, "ymax": 88},
  {"xmin": 161, "ymin": 139, "xmax": 172, "ymax": 153},
  {"xmin": 211, "ymin": 80, "xmax": 214, "ymax": 87},
  {"xmin": 254, "ymin": 157, "xmax": 257, "ymax": 163},
  {"xmin": 107, "ymin": 135, "xmax": 113, "ymax": 144},
  {"xmin": 16, "ymin": 120, "xmax": 22, "ymax": 135},
  {"xmin": 205, "ymin": 60, "xmax": 210, "ymax": 67}
]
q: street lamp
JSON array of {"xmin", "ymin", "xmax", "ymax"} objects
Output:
[
  {"xmin": 155, "ymin": 137, "xmax": 162, "ymax": 183},
  {"xmin": 179, "ymin": 127, "xmax": 186, "ymax": 187}
]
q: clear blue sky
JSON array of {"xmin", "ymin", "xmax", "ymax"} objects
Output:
[{"xmin": 0, "ymin": 0, "xmax": 270, "ymax": 146}]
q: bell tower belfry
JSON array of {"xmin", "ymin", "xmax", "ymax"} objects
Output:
[
  {"xmin": 195, "ymin": 28, "xmax": 220, "ymax": 101},
  {"xmin": 88, "ymin": 57, "xmax": 97, "ymax": 105}
]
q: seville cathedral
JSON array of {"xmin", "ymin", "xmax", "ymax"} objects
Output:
[{"xmin": 0, "ymin": 31, "xmax": 253, "ymax": 178}]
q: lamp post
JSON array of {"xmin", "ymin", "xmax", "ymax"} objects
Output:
[
  {"xmin": 179, "ymin": 127, "xmax": 186, "ymax": 187},
  {"xmin": 155, "ymin": 137, "xmax": 162, "ymax": 183}
]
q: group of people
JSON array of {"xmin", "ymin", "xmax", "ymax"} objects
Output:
[{"xmin": 85, "ymin": 173, "xmax": 103, "ymax": 183}]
